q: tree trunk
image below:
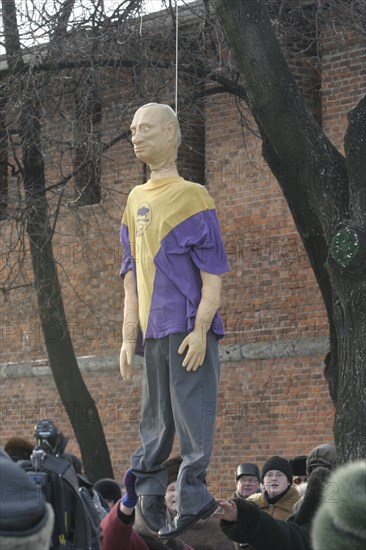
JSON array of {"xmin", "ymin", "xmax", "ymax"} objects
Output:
[
  {"xmin": 2, "ymin": 0, "xmax": 114, "ymax": 481},
  {"xmin": 333, "ymin": 95, "xmax": 366, "ymax": 461},
  {"xmin": 215, "ymin": 0, "xmax": 366, "ymax": 460},
  {"xmin": 20, "ymin": 96, "xmax": 113, "ymax": 482}
]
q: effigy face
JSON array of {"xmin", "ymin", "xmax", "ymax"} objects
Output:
[{"xmin": 130, "ymin": 103, "xmax": 179, "ymax": 171}]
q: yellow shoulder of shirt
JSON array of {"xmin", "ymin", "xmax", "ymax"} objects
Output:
[{"xmin": 124, "ymin": 178, "xmax": 215, "ymax": 225}]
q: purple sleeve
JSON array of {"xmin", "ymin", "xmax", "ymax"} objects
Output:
[
  {"xmin": 187, "ymin": 209, "xmax": 229, "ymax": 274},
  {"xmin": 120, "ymin": 223, "xmax": 134, "ymax": 278},
  {"xmin": 119, "ymin": 223, "xmax": 144, "ymax": 355}
]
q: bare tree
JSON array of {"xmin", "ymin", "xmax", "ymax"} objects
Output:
[
  {"xmin": 214, "ymin": 0, "xmax": 366, "ymax": 461},
  {"xmin": 0, "ymin": 0, "xmax": 147, "ymax": 481}
]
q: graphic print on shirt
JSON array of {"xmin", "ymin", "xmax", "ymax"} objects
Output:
[{"xmin": 136, "ymin": 202, "xmax": 152, "ymax": 236}]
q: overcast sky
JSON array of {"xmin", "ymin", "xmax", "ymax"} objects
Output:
[{"xmin": 0, "ymin": 1, "xmax": 188, "ymax": 55}]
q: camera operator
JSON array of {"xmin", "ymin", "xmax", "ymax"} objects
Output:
[{"xmin": 19, "ymin": 419, "xmax": 100, "ymax": 550}]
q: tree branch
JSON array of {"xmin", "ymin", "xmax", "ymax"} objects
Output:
[{"xmin": 214, "ymin": 0, "xmax": 349, "ymax": 241}]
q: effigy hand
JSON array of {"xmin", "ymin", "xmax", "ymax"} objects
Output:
[
  {"xmin": 178, "ymin": 329, "xmax": 206, "ymax": 372},
  {"xmin": 119, "ymin": 341, "xmax": 136, "ymax": 381}
]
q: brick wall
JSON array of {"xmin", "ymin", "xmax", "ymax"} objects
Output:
[
  {"xmin": 0, "ymin": 352, "xmax": 333, "ymax": 492},
  {"xmin": 1, "ymin": 14, "xmax": 364, "ymax": 489},
  {"xmin": 320, "ymin": 30, "xmax": 366, "ymax": 151}
]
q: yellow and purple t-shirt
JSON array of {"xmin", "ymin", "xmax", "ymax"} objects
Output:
[{"xmin": 120, "ymin": 176, "xmax": 229, "ymax": 340}]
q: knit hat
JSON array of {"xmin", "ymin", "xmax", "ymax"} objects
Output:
[
  {"xmin": 261, "ymin": 456, "xmax": 293, "ymax": 484},
  {"xmin": 0, "ymin": 454, "xmax": 54, "ymax": 550},
  {"xmin": 93, "ymin": 478, "xmax": 122, "ymax": 503},
  {"xmin": 236, "ymin": 462, "xmax": 260, "ymax": 481},
  {"xmin": 311, "ymin": 460, "xmax": 366, "ymax": 550}
]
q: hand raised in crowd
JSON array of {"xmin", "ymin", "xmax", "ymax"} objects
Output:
[{"xmin": 214, "ymin": 499, "xmax": 238, "ymax": 522}]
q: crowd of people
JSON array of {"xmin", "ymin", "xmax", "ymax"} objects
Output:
[{"xmin": 1, "ymin": 435, "xmax": 365, "ymax": 550}]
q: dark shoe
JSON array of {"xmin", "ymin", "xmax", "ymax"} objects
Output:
[
  {"xmin": 137, "ymin": 495, "xmax": 167, "ymax": 532},
  {"xmin": 158, "ymin": 499, "xmax": 219, "ymax": 538}
]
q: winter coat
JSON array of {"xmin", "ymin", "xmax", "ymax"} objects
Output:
[
  {"xmin": 179, "ymin": 516, "xmax": 236, "ymax": 550},
  {"xmin": 100, "ymin": 505, "xmax": 150, "ymax": 550},
  {"xmin": 220, "ymin": 498, "xmax": 311, "ymax": 550},
  {"xmin": 100, "ymin": 503, "xmax": 194, "ymax": 550},
  {"xmin": 230, "ymin": 493, "xmax": 257, "ymax": 550},
  {"xmin": 219, "ymin": 466, "xmax": 332, "ymax": 550},
  {"xmin": 247, "ymin": 485, "xmax": 300, "ymax": 520}
]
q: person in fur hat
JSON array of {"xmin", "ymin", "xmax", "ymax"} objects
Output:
[
  {"xmin": 306, "ymin": 443, "xmax": 337, "ymax": 476},
  {"xmin": 293, "ymin": 442, "xmax": 337, "ymax": 515},
  {"xmin": 311, "ymin": 460, "xmax": 366, "ymax": 550},
  {"xmin": 0, "ymin": 452, "xmax": 54, "ymax": 550},
  {"xmin": 290, "ymin": 454, "xmax": 308, "ymax": 486}
]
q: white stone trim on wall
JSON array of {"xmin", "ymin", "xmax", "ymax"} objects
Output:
[{"xmin": 0, "ymin": 337, "xmax": 330, "ymax": 379}]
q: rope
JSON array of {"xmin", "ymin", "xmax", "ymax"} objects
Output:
[
  {"xmin": 175, "ymin": 0, "xmax": 179, "ymax": 114},
  {"xmin": 140, "ymin": 1, "xmax": 179, "ymax": 113}
]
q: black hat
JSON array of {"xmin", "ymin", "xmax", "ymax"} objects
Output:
[
  {"xmin": 94, "ymin": 478, "xmax": 122, "ymax": 503},
  {"xmin": 236, "ymin": 462, "xmax": 260, "ymax": 481},
  {"xmin": 0, "ymin": 454, "xmax": 54, "ymax": 547},
  {"xmin": 261, "ymin": 455, "xmax": 293, "ymax": 484},
  {"xmin": 290, "ymin": 455, "xmax": 308, "ymax": 477}
]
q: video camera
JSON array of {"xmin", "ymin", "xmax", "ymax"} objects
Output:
[
  {"xmin": 33, "ymin": 418, "xmax": 68, "ymax": 456},
  {"xmin": 28, "ymin": 419, "xmax": 69, "ymax": 484}
]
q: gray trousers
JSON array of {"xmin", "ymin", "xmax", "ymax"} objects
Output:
[{"xmin": 131, "ymin": 332, "xmax": 220, "ymax": 515}]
